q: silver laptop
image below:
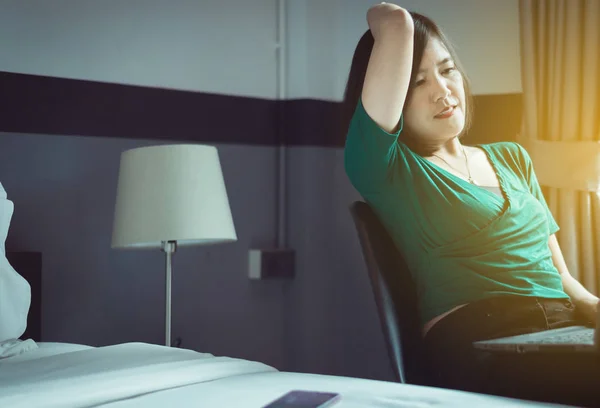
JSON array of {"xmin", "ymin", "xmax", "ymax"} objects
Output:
[{"xmin": 473, "ymin": 302, "xmax": 600, "ymax": 353}]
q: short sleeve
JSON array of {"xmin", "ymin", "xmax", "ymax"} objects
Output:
[
  {"xmin": 343, "ymin": 98, "xmax": 403, "ymax": 194},
  {"xmin": 516, "ymin": 143, "xmax": 560, "ymax": 235}
]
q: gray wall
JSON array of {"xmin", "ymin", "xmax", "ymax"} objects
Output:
[
  {"xmin": 0, "ymin": 0, "xmax": 521, "ymax": 381},
  {"xmin": 0, "ymin": 0, "xmax": 521, "ymax": 98}
]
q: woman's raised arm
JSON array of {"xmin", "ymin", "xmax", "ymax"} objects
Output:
[{"xmin": 362, "ymin": 4, "xmax": 414, "ymax": 133}]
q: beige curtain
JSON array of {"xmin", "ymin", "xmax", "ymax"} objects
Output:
[{"xmin": 519, "ymin": 0, "xmax": 600, "ymax": 295}]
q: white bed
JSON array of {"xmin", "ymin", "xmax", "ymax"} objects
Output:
[{"xmin": 0, "ymin": 341, "xmax": 571, "ymax": 408}]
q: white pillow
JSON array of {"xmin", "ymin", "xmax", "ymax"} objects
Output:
[{"xmin": 0, "ymin": 183, "xmax": 31, "ymax": 343}]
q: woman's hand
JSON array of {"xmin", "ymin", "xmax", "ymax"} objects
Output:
[
  {"xmin": 579, "ymin": 298, "xmax": 600, "ymax": 327},
  {"xmin": 367, "ymin": 3, "xmax": 413, "ymax": 40}
]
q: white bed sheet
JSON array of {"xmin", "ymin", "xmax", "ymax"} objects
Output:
[
  {"xmin": 0, "ymin": 342, "xmax": 571, "ymax": 408},
  {"xmin": 0, "ymin": 342, "xmax": 275, "ymax": 408},
  {"xmin": 2, "ymin": 341, "xmax": 93, "ymax": 363},
  {"xmin": 103, "ymin": 370, "xmax": 571, "ymax": 408}
]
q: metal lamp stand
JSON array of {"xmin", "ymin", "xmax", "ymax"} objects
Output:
[{"xmin": 161, "ymin": 240, "xmax": 177, "ymax": 347}]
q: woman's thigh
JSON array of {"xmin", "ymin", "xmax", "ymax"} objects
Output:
[{"xmin": 423, "ymin": 296, "xmax": 581, "ymax": 396}]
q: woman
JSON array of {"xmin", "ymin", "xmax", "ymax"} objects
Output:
[{"xmin": 343, "ymin": 2, "xmax": 600, "ymax": 404}]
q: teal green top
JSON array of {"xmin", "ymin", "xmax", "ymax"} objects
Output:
[{"xmin": 344, "ymin": 99, "xmax": 568, "ymax": 325}]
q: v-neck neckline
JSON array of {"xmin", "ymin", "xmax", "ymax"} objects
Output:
[
  {"xmin": 419, "ymin": 144, "xmax": 511, "ymax": 209},
  {"xmin": 475, "ymin": 144, "xmax": 510, "ymax": 207}
]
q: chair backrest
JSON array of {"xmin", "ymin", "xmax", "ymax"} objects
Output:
[{"xmin": 349, "ymin": 201, "xmax": 429, "ymax": 385}]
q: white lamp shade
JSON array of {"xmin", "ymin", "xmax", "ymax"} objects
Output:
[{"xmin": 111, "ymin": 144, "xmax": 237, "ymax": 249}]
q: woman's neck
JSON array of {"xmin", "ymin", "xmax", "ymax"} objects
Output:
[{"xmin": 427, "ymin": 137, "xmax": 466, "ymax": 159}]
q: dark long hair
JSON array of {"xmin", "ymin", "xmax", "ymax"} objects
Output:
[{"xmin": 340, "ymin": 12, "xmax": 474, "ymax": 156}]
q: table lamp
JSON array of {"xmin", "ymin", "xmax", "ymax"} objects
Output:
[{"xmin": 111, "ymin": 144, "xmax": 237, "ymax": 347}]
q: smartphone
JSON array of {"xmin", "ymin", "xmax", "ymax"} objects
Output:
[{"xmin": 262, "ymin": 390, "xmax": 341, "ymax": 408}]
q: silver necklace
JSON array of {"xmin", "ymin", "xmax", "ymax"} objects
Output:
[{"xmin": 432, "ymin": 146, "xmax": 477, "ymax": 185}]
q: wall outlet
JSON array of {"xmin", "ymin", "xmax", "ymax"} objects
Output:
[{"xmin": 248, "ymin": 248, "xmax": 295, "ymax": 280}]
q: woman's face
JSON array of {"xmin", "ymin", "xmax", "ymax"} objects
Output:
[{"xmin": 403, "ymin": 37, "xmax": 466, "ymax": 146}]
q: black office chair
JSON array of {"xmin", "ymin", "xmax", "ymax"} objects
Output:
[{"xmin": 349, "ymin": 201, "xmax": 430, "ymax": 386}]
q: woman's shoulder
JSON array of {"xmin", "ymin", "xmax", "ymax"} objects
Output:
[
  {"xmin": 477, "ymin": 141, "xmax": 523, "ymax": 153},
  {"xmin": 476, "ymin": 141, "xmax": 533, "ymax": 179},
  {"xmin": 477, "ymin": 141, "xmax": 530, "ymax": 162}
]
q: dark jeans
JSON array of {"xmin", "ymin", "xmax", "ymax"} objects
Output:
[{"xmin": 423, "ymin": 295, "xmax": 600, "ymax": 407}]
